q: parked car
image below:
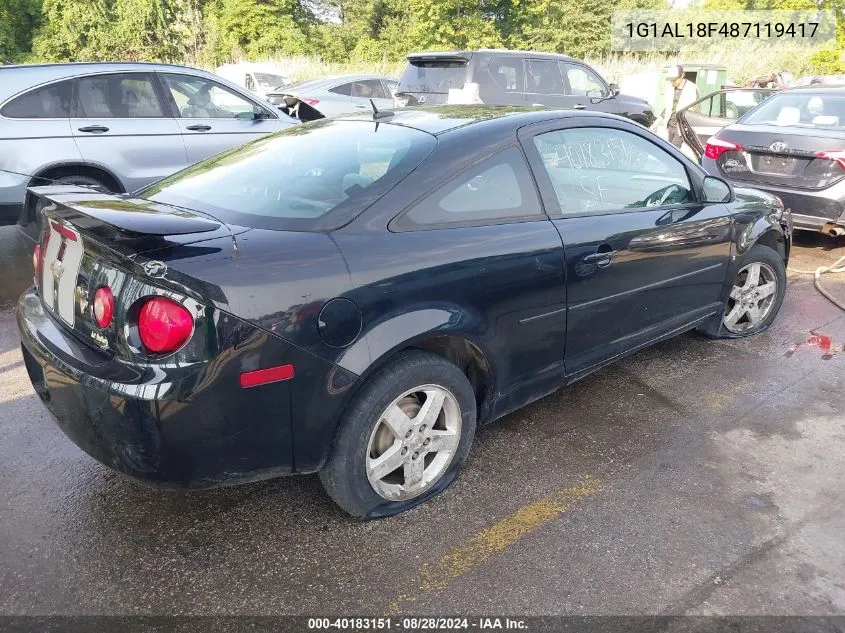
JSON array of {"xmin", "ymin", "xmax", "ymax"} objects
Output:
[
  {"xmin": 215, "ymin": 62, "xmax": 291, "ymax": 100},
  {"xmin": 19, "ymin": 107, "xmax": 790, "ymax": 518},
  {"xmin": 394, "ymin": 50, "xmax": 656, "ymax": 128},
  {"xmin": 0, "ymin": 62, "xmax": 298, "ymax": 231},
  {"xmin": 675, "ymin": 87, "xmax": 777, "ymax": 159},
  {"xmin": 684, "ymin": 87, "xmax": 845, "ymax": 236},
  {"xmin": 266, "ymin": 75, "xmax": 398, "ymax": 118}
]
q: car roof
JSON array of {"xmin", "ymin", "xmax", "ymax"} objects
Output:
[
  {"xmin": 0, "ymin": 62, "xmax": 230, "ymax": 103},
  {"xmin": 406, "ymin": 49, "xmax": 577, "ymax": 63},
  {"xmin": 782, "ymin": 86, "xmax": 845, "ymax": 95},
  {"xmin": 335, "ymin": 105, "xmax": 621, "ymax": 135}
]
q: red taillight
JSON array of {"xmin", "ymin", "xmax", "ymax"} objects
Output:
[
  {"xmin": 301, "ymin": 97, "xmax": 320, "ymax": 106},
  {"xmin": 32, "ymin": 244, "xmax": 41, "ymax": 276},
  {"xmin": 92, "ymin": 286, "xmax": 114, "ymax": 328},
  {"xmin": 239, "ymin": 364, "xmax": 295, "ymax": 388},
  {"xmin": 816, "ymin": 150, "xmax": 845, "ymax": 171},
  {"xmin": 704, "ymin": 137, "xmax": 743, "ymax": 160},
  {"xmin": 137, "ymin": 297, "xmax": 193, "ymax": 354}
]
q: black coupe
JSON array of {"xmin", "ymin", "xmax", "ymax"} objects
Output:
[{"xmin": 18, "ymin": 106, "xmax": 791, "ymax": 518}]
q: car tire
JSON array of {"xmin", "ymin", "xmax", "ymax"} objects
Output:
[
  {"xmin": 319, "ymin": 351, "xmax": 477, "ymax": 519},
  {"xmin": 699, "ymin": 244, "xmax": 786, "ymax": 339}
]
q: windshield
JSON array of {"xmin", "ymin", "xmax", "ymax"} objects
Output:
[
  {"xmin": 254, "ymin": 73, "xmax": 287, "ymax": 89},
  {"xmin": 398, "ymin": 60, "xmax": 468, "ymax": 93},
  {"xmin": 138, "ymin": 120, "xmax": 436, "ymax": 231},
  {"xmin": 740, "ymin": 92, "xmax": 845, "ymax": 130}
]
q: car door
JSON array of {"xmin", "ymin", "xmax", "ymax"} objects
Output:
[
  {"xmin": 524, "ymin": 59, "xmax": 568, "ymax": 108},
  {"xmin": 157, "ymin": 72, "xmax": 292, "ymax": 164},
  {"xmin": 560, "ymin": 62, "xmax": 621, "ymax": 116},
  {"xmin": 377, "ymin": 146, "xmax": 569, "ymax": 409},
  {"xmin": 70, "ymin": 72, "xmax": 188, "ymax": 194},
  {"xmin": 520, "ymin": 118, "xmax": 734, "ymax": 377},
  {"xmin": 678, "ymin": 88, "xmax": 776, "ymax": 159}
]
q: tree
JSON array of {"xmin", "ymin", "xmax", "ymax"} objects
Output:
[{"xmin": 0, "ymin": 0, "xmax": 42, "ymax": 62}]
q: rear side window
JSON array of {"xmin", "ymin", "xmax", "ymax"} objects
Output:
[
  {"xmin": 139, "ymin": 120, "xmax": 436, "ymax": 231},
  {"xmin": 398, "ymin": 60, "xmax": 469, "ymax": 93},
  {"xmin": 1, "ymin": 80, "xmax": 73, "ymax": 118},
  {"xmin": 329, "ymin": 82, "xmax": 354, "ymax": 96},
  {"xmin": 394, "ymin": 147, "xmax": 543, "ymax": 230},
  {"xmin": 75, "ymin": 73, "xmax": 164, "ymax": 118},
  {"xmin": 526, "ymin": 60, "xmax": 564, "ymax": 95}
]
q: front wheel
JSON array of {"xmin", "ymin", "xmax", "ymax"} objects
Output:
[
  {"xmin": 700, "ymin": 244, "xmax": 786, "ymax": 338},
  {"xmin": 319, "ymin": 351, "xmax": 477, "ymax": 519}
]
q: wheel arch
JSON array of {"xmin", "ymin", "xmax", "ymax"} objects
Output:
[{"xmin": 27, "ymin": 162, "xmax": 124, "ymax": 193}]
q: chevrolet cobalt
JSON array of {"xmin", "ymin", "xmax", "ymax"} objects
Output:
[{"xmin": 18, "ymin": 107, "xmax": 791, "ymax": 518}]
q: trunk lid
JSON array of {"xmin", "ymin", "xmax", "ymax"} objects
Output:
[
  {"xmin": 30, "ymin": 186, "xmax": 243, "ymax": 355},
  {"xmin": 710, "ymin": 125, "xmax": 845, "ymax": 189}
]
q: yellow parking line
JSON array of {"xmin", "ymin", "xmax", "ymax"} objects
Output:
[{"xmin": 388, "ymin": 475, "xmax": 601, "ymax": 612}]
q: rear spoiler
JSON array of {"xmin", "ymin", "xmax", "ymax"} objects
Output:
[
  {"xmin": 407, "ymin": 51, "xmax": 473, "ymax": 63},
  {"xmin": 28, "ymin": 185, "xmax": 222, "ymax": 236}
]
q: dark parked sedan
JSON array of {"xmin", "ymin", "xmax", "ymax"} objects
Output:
[
  {"xmin": 18, "ymin": 106, "xmax": 791, "ymax": 518},
  {"xmin": 685, "ymin": 87, "xmax": 845, "ymax": 236}
]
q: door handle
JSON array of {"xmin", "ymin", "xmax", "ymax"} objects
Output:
[
  {"xmin": 186, "ymin": 124, "xmax": 212, "ymax": 131},
  {"xmin": 573, "ymin": 104, "xmax": 586, "ymax": 110},
  {"xmin": 583, "ymin": 249, "xmax": 618, "ymax": 267},
  {"xmin": 77, "ymin": 125, "xmax": 109, "ymax": 133}
]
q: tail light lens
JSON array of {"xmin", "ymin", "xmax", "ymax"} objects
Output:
[
  {"xmin": 301, "ymin": 97, "xmax": 320, "ymax": 106},
  {"xmin": 704, "ymin": 137, "xmax": 743, "ymax": 160},
  {"xmin": 816, "ymin": 150, "xmax": 845, "ymax": 171},
  {"xmin": 92, "ymin": 286, "xmax": 114, "ymax": 328},
  {"xmin": 137, "ymin": 297, "xmax": 193, "ymax": 354}
]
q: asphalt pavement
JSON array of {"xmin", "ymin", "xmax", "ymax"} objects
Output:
[{"xmin": 0, "ymin": 224, "xmax": 843, "ymax": 616}]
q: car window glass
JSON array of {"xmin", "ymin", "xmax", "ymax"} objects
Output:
[
  {"xmin": 740, "ymin": 92, "xmax": 845, "ymax": 130},
  {"xmin": 161, "ymin": 73, "xmax": 272, "ymax": 119},
  {"xmin": 139, "ymin": 120, "xmax": 436, "ymax": 231},
  {"xmin": 1, "ymin": 79, "xmax": 73, "ymax": 118},
  {"xmin": 385, "ymin": 80, "xmax": 398, "ymax": 97},
  {"xmin": 398, "ymin": 147, "xmax": 541, "ymax": 228},
  {"xmin": 353, "ymin": 80, "xmax": 388, "ymax": 99},
  {"xmin": 533, "ymin": 127, "xmax": 693, "ymax": 216},
  {"xmin": 563, "ymin": 64, "xmax": 605, "ymax": 97},
  {"xmin": 329, "ymin": 82, "xmax": 354, "ymax": 96},
  {"xmin": 75, "ymin": 74, "xmax": 163, "ymax": 118},
  {"xmin": 527, "ymin": 60, "xmax": 564, "ymax": 95},
  {"xmin": 485, "ymin": 56, "xmax": 524, "ymax": 93},
  {"xmin": 691, "ymin": 94, "xmax": 719, "ymax": 117}
]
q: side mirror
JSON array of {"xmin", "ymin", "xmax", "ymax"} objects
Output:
[
  {"xmin": 609, "ymin": 83, "xmax": 621, "ymax": 97},
  {"xmin": 702, "ymin": 176, "xmax": 732, "ymax": 203},
  {"xmin": 586, "ymin": 88, "xmax": 606, "ymax": 103}
]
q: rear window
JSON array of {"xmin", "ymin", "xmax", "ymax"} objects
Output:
[
  {"xmin": 138, "ymin": 120, "xmax": 436, "ymax": 231},
  {"xmin": 398, "ymin": 59, "xmax": 469, "ymax": 94},
  {"xmin": 2, "ymin": 80, "xmax": 73, "ymax": 118},
  {"xmin": 740, "ymin": 92, "xmax": 845, "ymax": 130}
]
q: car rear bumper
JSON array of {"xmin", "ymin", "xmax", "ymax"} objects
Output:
[
  {"xmin": 714, "ymin": 173, "xmax": 845, "ymax": 233},
  {"xmin": 17, "ymin": 287, "xmax": 299, "ymax": 488}
]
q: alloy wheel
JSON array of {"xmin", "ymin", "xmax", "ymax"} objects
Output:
[
  {"xmin": 723, "ymin": 262, "xmax": 778, "ymax": 333},
  {"xmin": 365, "ymin": 385, "xmax": 461, "ymax": 501}
]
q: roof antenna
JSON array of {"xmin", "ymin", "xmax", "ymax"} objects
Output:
[{"xmin": 370, "ymin": 98, "xmax": 394, "ymax": 120}]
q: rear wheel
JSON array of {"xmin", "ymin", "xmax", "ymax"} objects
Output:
[
  {"xmin": 700, "ymin": 244, "xmax": 786, "ymax": 338},
  {"xmin": 319, "ymin": 351, "xmax": 476, "ymax": 519}
]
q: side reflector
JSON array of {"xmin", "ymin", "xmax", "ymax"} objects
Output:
[
  {"xmin": 33, "ymin": 244, "xmax": 41, "ymax": 275},
  {"xmin": 240, "ymin": 364, "xmax": 295, "ymax": 388}
]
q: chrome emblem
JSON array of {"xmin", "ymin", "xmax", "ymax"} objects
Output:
[
  {"xmin": 770, "ymin": 141, "xmax": 788, "ymax": 153},
  {"xmin": 50, "ymin": 259, "xmax": 64, "ymax": 283},
  {"xmin": 143, "ymin": 260, "xmax": 167, "ymax": 278},
  {"xmin": 75, "ymin": 285, "xmax": 89, "ymax": 313},
  {"xmin": 417, "ymin": 95, "xmax": 426, "ymax": 104},
  {"xmin": 90, "ymin": 331, "xmax": 108, "ymax": 348}
]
